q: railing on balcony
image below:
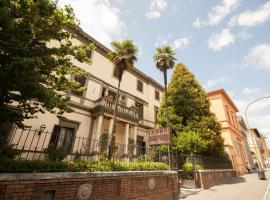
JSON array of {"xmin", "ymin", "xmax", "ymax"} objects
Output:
[{"xmin": 93, "ymin": 97, "xmax": 140, "ymax": 121}]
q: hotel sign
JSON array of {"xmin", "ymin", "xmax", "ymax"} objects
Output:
[{"xmin": 149, "ymin": 127, "xmax": 171, "ymax": 145}]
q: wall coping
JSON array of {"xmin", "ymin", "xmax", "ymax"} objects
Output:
[
  {"xmin": 197, "ymin": 169, "xmax": 235, "ymax": 173},
  {"xmin": 0, "ymin": 171, "xmax": 177, "ymax": 181}
]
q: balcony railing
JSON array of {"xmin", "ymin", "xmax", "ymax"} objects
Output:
[{"xmin": 92, "ymin": 97, "xmax": 140, "ymax": 121}]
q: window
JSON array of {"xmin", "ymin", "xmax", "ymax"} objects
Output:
[
  {"xmin": 72, "ymin": 76, "xmax": 86, "ymax": 96},
  {"xmin": 154, "ymin": 106, "xmax": 159, "ymax": 124},
  {"xmin": 135, "ymin": 101, "xmax": 144, "ymax": 119},
  {"xmin": 113, "ymin": 67, "xmax": 120, "ymax": 79},
  {"xmin": 137, "ymin": 80, "xmax": 143, "ymax": 92},
  {"xmin": 49, "ymin": 125, "xmax": 75, "ymax": 153},
  {"xmin": 155, "ymin": 90, "xmax": 160, "ymax": 100},
  {"xmin": 86, "ymin": 49, "xmax": 93, "ymax": 58},
  {"xmin": 136, "ymin": 136, "xmax": 146, "ymax": 156}
]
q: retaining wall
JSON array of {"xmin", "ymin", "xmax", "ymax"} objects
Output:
[
  {"xmin": 196, "ymin": 169, "xmax": 236, "ymax": 189},
  {"xmin": 0, "ymin": 171, "xmax": 179, "ymax": 200}
]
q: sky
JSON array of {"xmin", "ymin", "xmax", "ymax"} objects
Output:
[{"xmin": 58, "ymin": 0, "xmax": 270, "ymax": 143}]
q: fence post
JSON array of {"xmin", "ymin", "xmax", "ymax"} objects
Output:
[{"xmin": 191, "ymin": 153, "xmax": 197, "ymax": 189}]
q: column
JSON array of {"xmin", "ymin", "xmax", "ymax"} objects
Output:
[
  {"xmin": 107, "ymin": 118, "xmax": 114, "ymax": 154},
  {"xmin": 133, "ymin": 126, "xmax": 138, "ymax": 157},
  {"xmin": 124, "ymin": 123, "xmax": 129, "ymax": 161},
  {"xmin": 95, "ymin": 115, "xmax": 104, "ymax": 151},
  {"xmin": 108, "ymin": 118, "xmax": 114, "ymax": 139}
]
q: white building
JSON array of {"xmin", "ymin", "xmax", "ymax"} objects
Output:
[{"xmin": 8, "ymin": 26, "xmax": 164, "ymax": 160}]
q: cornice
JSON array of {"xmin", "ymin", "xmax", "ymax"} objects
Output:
[{"xmin": 67, "ymin": 25, "xmax": 164, "ymax": 91}]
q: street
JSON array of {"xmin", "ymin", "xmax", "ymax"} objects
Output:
[{"xmin": 181, "ymin": 169, "xmax": 270, "ymax": 200}]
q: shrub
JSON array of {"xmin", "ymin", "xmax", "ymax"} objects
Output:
[
  {"xmin": 0, "ymin": 144, "xmax": 21, "ymax": 159},
  {"xmin": 44, "ymin": 145, "xmax": 68, "ymax": 161},
  {"xmin": 137, "ymin": 154, "xmax": 152, "ymax": 162},
  {"xmin": 181, "ymin": 162, "xmax": 202, "ymax": 180},
  {"xmin": 0, "ymin": 159, "xmax": 169, "ymax": 173}
]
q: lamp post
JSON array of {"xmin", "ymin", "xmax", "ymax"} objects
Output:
[{"xmin": 244, "ymin": 95, "xmax": 270, "ymax": 179}]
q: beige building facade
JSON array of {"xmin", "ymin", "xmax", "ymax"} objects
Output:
[
  {"xmin": 8, "ymin": 26, "xmax": 163, "ymax": 160},
  {"xmin": 248, "ymin": 128, "xmax": 269, "ymax": 168},
  {"xmin": 208, "ymin": 89, "xmax": 247, "ymax": 175}
]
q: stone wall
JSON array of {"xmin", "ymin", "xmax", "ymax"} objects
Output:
[
  {"xmin": 196, "ymin": 169, "xmax": 236, "ymax": 189},
  {"xmin": 0, "ymin": 171, "xmax": 179, "ymax": 200}
]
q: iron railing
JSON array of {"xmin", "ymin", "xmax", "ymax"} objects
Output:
[{"xmin": 8, "ymin": 127, "xmax": 151, "ymax": 161}]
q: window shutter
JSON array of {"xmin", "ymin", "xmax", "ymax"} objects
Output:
[
  {"xmin": 72, "ymin": 76, "xmax": 86, "ymax": 96},
  {"xmin": 155, "ymin": 90, "xmax": 160, "ymax": 100},
  {"xmin": 49, "ymin": 125, "xmax": 61, "ymax": 148},
  {"xmin": 137, "ymin": 80, "xmax": 143, "ymax": 92}
]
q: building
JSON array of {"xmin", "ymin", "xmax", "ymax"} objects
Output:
[
  {"xmin": 207, "ymin": 89, "xmax": 247, "ymax": 175},
  {"xmin": 8, "ymin": 26, "xmax": 163, "ymax": 160},
  {"xmin": 261, "ymin": 134, "xmax": 270, "ymax": 166},
  {"xmin": 237, "ymin": 116, "xmax": 254, "ymax": 169},
  {"xmin": 248, "ymin": 128, "xmax": 265, "ymax": 169}
]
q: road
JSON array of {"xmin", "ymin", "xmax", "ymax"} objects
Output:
[{"xmin": 181, "ymin": 169, "xmax": 270, "ymax": 200}]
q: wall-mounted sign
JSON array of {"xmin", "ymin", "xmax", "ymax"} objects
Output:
[{"xmin": 149, "ymin": 127, "xmax": 171, "ymax": 145}]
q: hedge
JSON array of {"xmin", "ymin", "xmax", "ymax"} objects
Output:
[{"xmin": 0, "ymin": 159, "xmax": 169, "ymax": 173}]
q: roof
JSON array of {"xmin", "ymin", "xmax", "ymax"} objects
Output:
[
  {"xmin": 250, "ymin": 128, "xmax": 261, "ymax": 138},
  {"xmin": 207, "ymin": 89, "xmax": 239, "ymax": 112},
  {"xmin": 67, "ymin": 25, "xmax": 164, "ymax": 91}
]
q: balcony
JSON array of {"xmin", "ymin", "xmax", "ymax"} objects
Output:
[{"xmin": 92, "ymin": 97, "xmax": 140, "ymax": 122}]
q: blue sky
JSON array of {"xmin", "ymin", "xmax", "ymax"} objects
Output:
[{"xmin": 59, "ymin": 0, "xmax": 270, "ymax": 141}]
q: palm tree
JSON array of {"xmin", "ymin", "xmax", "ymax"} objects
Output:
[
  {"xmin": 153, "ymin": 45, "xmax": 176, "ymax": 126},
  {"xmin": 107, "ymin": 40, "xmax": 138, "ymax": 159}
]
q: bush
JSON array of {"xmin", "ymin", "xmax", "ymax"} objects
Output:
[
  {"xmin": 0, "ymin": 159, "xmax": 169, "ymax": 173},
  {"xmin": 137, "ymin": 155, "xmax": 152, "ymax": 162},
  {"xmin": 0, "ymin": 144, "xmax": 21, "ymax": 159},
  {"xmin": 181, "ymin": 162, "xmax": 202, "ymax": 180},
  {"xmin": 44, "ymin": 145, "xmax": 68, "ymax": 161}
]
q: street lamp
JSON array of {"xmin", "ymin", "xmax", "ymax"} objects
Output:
[{"xmin": 244, "ymin": 95, "xmax": 270, "ymax": 180}]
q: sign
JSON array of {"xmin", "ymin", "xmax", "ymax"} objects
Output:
[{"xmin": 149, "ymin": 127, "xmax": 171, "ymax": 145}]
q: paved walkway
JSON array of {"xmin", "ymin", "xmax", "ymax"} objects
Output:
[{"xmin": 181, "ymin": 169, "xmax": 270, "ymax": 200}]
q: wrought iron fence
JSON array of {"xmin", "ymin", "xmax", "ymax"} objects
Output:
[
  {"xmin": 6, "ymin": 127, "xmax": 233, "ymax": 175},
  {"xmin": 7, "ymin": 127, "xmax": 155, "ymax": 162}
]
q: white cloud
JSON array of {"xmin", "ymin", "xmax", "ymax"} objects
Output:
[
  {"xmin": 230, "ymin": 1, "xmax": 270, "ymax": 27},
  {"xmin": 146, "ymin": 0, "xmax": 167, "ymax": 19},
  {"xmin": 244, "ymin": 44, "xmax": 270, "ymax": 70},
  {"xmin": 206, "ymin": 77, "xmax": 228, "ymax": 87},
  {"xmin": 208, "ymin": 29, "xmax": 235, "ymax": 51},
  {"xmin": 237, "ymin": 31, "xmax": 252, "ymax": 40},
  {"xmin": 173, "ymin": 37, "xmax": 190, "ymax": 50},
  {"xmin": 241, "ymin": 88, "xmax": 261, "ymax": 95},
  {"xmin": 155, "ymin": 34, "xmax": 173, "ymax": 47},
  {"xmin": 193, "ymin": 0, "xmax": 241, "ymax": 28},
  {"xmin": 145, "ymin": 11, "xmax": 161, "ymax": 19},
  {"xmin": 58, "ymin": 0, "xmax": 125, "ymax": 48},
  {"xmin": 192, "ymin": 18, "xmax": 207, "ymax": 28}
]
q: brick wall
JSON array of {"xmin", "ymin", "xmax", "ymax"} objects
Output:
[
  {"xmin": 0, "ymin": 171, "xmax": 179, "ymax": 200},
  {"xmin": 196, "ymin": 169, "xmax": 236, "ymax": 189}
]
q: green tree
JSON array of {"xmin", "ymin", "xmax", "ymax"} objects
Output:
[
  {"xmin": 157, "ymin": 63, "xmax": 224, "ymax": 157},
  {"xmin": 107, "ymin": 40, "xmax": 138, "ymax": 158},
  {"xmin": 0, "ymin": 0, "xmax": 93, "ymax": 142},
  {"xmin": 153, "ymin": 46, "xmax": 176, "ymax": 126}
]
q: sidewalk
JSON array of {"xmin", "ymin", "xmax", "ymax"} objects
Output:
[{"xmin": 181, "ymin": 169, "xmax": 270, "ymax": 200}]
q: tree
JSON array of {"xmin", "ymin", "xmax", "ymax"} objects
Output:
[
  {"xmin": 153, "ymin": 46, "xmax": 176, "ymax": 126},
  {"xmin": 0, "ymin": 1, "xmax": 93, "ymax": 142},
  {"xmin": 107, "ymin": 40, "xmax": 138, "ymax": 158},
  {"xmin": 157, "ymin": 63, "xmax": 225, "ymax": 157}
]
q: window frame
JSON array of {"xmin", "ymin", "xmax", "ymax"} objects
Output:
[
  {"xmin": 71, "ymin": 75, "xmax": 87, "ymax": 96},
  {"xmin": 137, "ymin": 79, "xmax": 143, "ymax": 93},
  {"xmin": 155, "ymin": 90, "xmax": 160, "ymax": 101}
]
